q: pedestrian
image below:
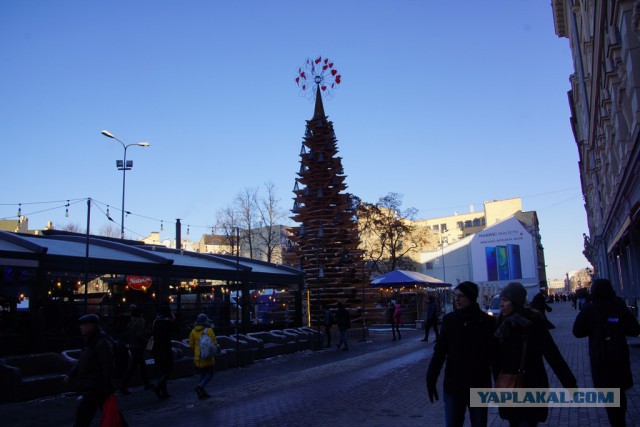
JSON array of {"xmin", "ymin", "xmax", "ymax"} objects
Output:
[
  {"xmin": 573, "ymin": 278, "xmax": 640, "ymax": 427},
  {"xmin": 119, "ymin": 306, "xmax": 153, "ymax": 394},
  {"xmin": 63, "ymin": 313, "xmax": 128, "ymax": 427},
  {"xmin": 189, "ymin": 313, "xmax": 219, "ymax": 399},
  {"xmin": 323, "ymin": 305, "xmax": 334, "ymax": 348},
  {"xmin": 495, "ymin": 282, "xmax": 577, "ymax": 426},
  {"xmin": 426, "ymin": 281, "xmax": 496, "ymax": 427},
  {"xmin": 392, "ymin": 300, "xmax": 402, "ymax": 341},
  {"xmin": 151, "ymin": 305, "xmax": 174, "ymax": 399},
  {"xmin": 531, "ymin": 292, "xmax": 555, "ymax": 329},
  {"xmin": 422, "ymin": 295, "xmax": 440, "ymax": 342},
  {"xmin": 335, "ymin": 302, "xmax": 351, "ymax": 351}
]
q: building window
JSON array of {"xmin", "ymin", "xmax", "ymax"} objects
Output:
[
  {"xmin": 473, "ymin": 218, "xmax": 481, "ymax": 226},
  {"xmin": 441, "ymin": 223, "xmax": 447, "ymax": 232},
  {"xmin": 465, "ymin": 220, "xmax": 472, "ymax": 227},
  {"xmin": 457, "ymin": 221, "xmax": 463, "ymax": 230},
  {"xmin": 426, "ymin": 261, "xmax": 433, "ymax": 270},
  {"xmin": 433, "ymin": 224, "xmax": 439, "ymax": 231}
]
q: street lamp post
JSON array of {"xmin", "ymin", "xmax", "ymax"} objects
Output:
[{"xmin": 101, "ymin": 130, "xmax": 150, "ymax": 239}]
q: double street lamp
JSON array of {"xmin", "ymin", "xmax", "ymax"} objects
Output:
[{"xmin": 101, "ymin": 130, "xmax": 150, "ymax": 239}]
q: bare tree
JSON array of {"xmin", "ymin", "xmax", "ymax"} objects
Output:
[
  {"xmin": 215, "ymin": 206, "xmax": 241, "ymax": 255},
  {"xmin": 235, "ymin": 187, "xmax": 259, "ymax": 258},
  {"xmin": 56, "ymin": 223, "xmax": 84, "ymax": 233},
  {"xmin": 357, "ymin": 192, "xmax": 430, "ymax": 273},
  {"xmin": 254, "ymin": 182, "xmax": 288, "ymax": 263},
  {"xmin": 98, "ymin": 223, "xmax": 120, "ymax": 238}
]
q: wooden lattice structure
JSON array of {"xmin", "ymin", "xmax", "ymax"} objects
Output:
[{"xmin": 286, "ymin": 82, "xmax": 362, "ymax": 326}]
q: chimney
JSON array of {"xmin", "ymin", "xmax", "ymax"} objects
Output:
[{"xmin": 176, "ymin": 219, "xmax": 182, "ymax": 250}]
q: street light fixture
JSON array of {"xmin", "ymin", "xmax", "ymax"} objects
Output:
[{"xmin": 101, "ymin": 130, "xmax": 150, "ymax": 239}]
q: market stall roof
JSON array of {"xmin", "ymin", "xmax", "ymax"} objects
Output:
[
  {"xmin": 0, "ymin": 230, "xmax": 304, "ymax": 289},
  {"xmin": 370, "ymin": 269, "xmax": 451, "ymax": 288}
]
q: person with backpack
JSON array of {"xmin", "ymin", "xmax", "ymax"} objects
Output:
[
  {"xmin": 573, "ymin": 278, "xmax": 640, "ymax": 427},
  {"xmin": 63, "ymin": 313, "xmax": 128, "ymax": 427},
  {"xmin": 189, "ymin": 313, "xmax": 219, "ymax": 399}
]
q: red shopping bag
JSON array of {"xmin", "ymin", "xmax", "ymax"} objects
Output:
[{"xmin": 100, "ymin": 394, "xmax": 124, "ymax": 427}]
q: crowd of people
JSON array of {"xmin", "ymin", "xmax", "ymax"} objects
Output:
[
  {"xmin": 63, "ymin": 305, "xmax": 220, "ymax": 427},
  {"xmin": 425, "ymin": 278, "xmax": 639, "ymax": 427},
  {"xmin": 61, "ymin": 276, "xmax": 640, "ymax": 427}
]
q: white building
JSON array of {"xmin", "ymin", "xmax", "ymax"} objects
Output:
[{"xmin": 421, "ymin": 216, "xmax": 541, "ymax": 305}]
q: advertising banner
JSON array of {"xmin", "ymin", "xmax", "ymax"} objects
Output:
[{"xmin": 470, "ymin": 217, "xmax": 535, "ymax": 282}]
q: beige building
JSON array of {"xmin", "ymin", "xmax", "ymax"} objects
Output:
[
  {"xmin": 415, "ymin": 198, "xmax": 524, "ymax": 247},
  {"xmin": 0, "ymin": 217, "xmax": 30, "ymax": 233},
  {"xmin": 552, "ymin": 1, "xmax": 640, "ymax": 303}
]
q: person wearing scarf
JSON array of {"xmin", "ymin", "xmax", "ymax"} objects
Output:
[
  {"xmin": 573, "ymin": 278, "xmax": 640, "ymax": 427},
  {"xmin": 495, "ymin": 282, "xmax": 577, "ymax": 426},
  {"xmin": 426, "ymin": 281, "xmax": 497, "ymax": 427}
]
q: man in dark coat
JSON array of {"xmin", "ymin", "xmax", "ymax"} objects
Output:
[
  {"xmin": 422, "ymin": 295, "xmax": 440, "ymax": 342},
  {"xmin": 151, "ymin": 306, "xmax": 175, "ymax": 399},
  {"xmin": 426, "ymin": 281, "xmax": 497, "ymax": 427},
  {"xmin": 335, "ymin": 302, "xmax": 351, "ymax": 351},
  {"xmin": 120, "ymin": 306, "xmax": 153, "ymax": 394},
  {"xmin": 64, "ymin": 314, "xmax": 125, "ymax": 427},
  {"xmin": 573, "ymin": 278, "xmax": 640, "ymax": 427},
  {"xmin": 531, "ymin": 292, "xmax": 555, "ymax": 329}
]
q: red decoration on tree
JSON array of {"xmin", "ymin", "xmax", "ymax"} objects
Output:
[{"xmin": 295, "ymin": 55, "xmax": 341, "ymax": 100}]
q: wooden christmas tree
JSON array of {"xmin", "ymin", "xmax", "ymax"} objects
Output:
[{"xmin": 287, "ymin": 56, "xmax": 362, "ymax": 326}]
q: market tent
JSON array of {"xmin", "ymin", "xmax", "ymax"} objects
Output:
[{"xmin": 370, "ymin": 269, "xmax": 451, "ymax": 288}]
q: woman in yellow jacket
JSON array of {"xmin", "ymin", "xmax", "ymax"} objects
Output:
[{"xmin": 189, "ymin": 313, "xmax": 218, "ymax": 399}]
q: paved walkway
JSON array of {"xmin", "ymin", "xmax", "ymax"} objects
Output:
[{"xmin": 2, "ymin": 302, "xmax": 640, "ymax": 426}]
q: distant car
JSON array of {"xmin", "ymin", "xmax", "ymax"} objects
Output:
[{"xmin": 486, "ymin": 295, "xmax": 501, "ymax": 317}]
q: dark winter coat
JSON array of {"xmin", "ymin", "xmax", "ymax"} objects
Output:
[
  {"xmin": 67, "ymin": 331, "xmax": 114, "ymax": 392},
  {"xmin": 573, "ymin": 294, "xmax": 640, "ymax": 390},
  {"xmin": 126, "ymin": 316, "xmax": 147, "ymax": 350},
  {"xmin": 426, "ymin": 302, "xmax": 496, "ymax": 398},
  {"xmin": 336, "ymin": 307, "xmax": 351, "ymax": 331},
  {"xmin": 495, "ymin": 308, "xmax": 577, "ymax": 423},
  {"xmin": 151, "ymin": 316, "xmax": 173, "ymax": 354}
]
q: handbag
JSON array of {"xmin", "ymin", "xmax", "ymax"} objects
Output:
[
  {"xmin": 146, "ymin": 319, "xmax": 156, "ymax": 352},
  {"xmin": 146, "ymin": 336, "xmax": 154, "ymax": 352},
  {"xmin": 100, "ymin": 394, "xmax": 124, "ymax": 427},
  {"xmin": 495, "ymin": 339, "xmax": 527, "ymax": 390}
]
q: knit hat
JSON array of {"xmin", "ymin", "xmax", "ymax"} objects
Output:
[
  {"xmin": 195, "ymin": 313, "xmax": 211, "ymax": 327},
  {"xmin": 590, "ymin": 278, "xmax": 615, "ymax": 302},
  {"xmin": 78, "ymin": 314, "xmax": 100, "ymax": 325},
  {"xmin": 500, "ymin": 282, "xmax": 527, "ymax": 308},
  {"xmin": 455, "ymin": 281, "xmax": 479, "ymax": 302}
]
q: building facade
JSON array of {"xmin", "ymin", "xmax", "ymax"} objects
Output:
[{"xmin": 553, "ymin": 1, "xmax": 640, "ymax": 305}]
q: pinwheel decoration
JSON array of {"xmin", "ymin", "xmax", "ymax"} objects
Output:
[{"xmin": 295, "ymin": 56, "xmax": 341, "ymax": 99}]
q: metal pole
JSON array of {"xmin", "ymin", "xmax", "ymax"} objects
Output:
[
  {"xmin": 84, "ymin": 198, "xmax": 91, "ymax": 314},
  {"xmin": 235, "ymin": 227, "xmax": 240, "ymax": 367},
  {"xmin": 120, "ymin": 146, "xmax": 128, "ymax": 239},
  {"xmin": 361, "ymin": 260, "xmax": 366, "ymax": 341}
]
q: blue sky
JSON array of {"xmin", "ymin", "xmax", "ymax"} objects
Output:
[{"xmin": 0, "ymin": 1, "xmax": 587, "ymax": 280}]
